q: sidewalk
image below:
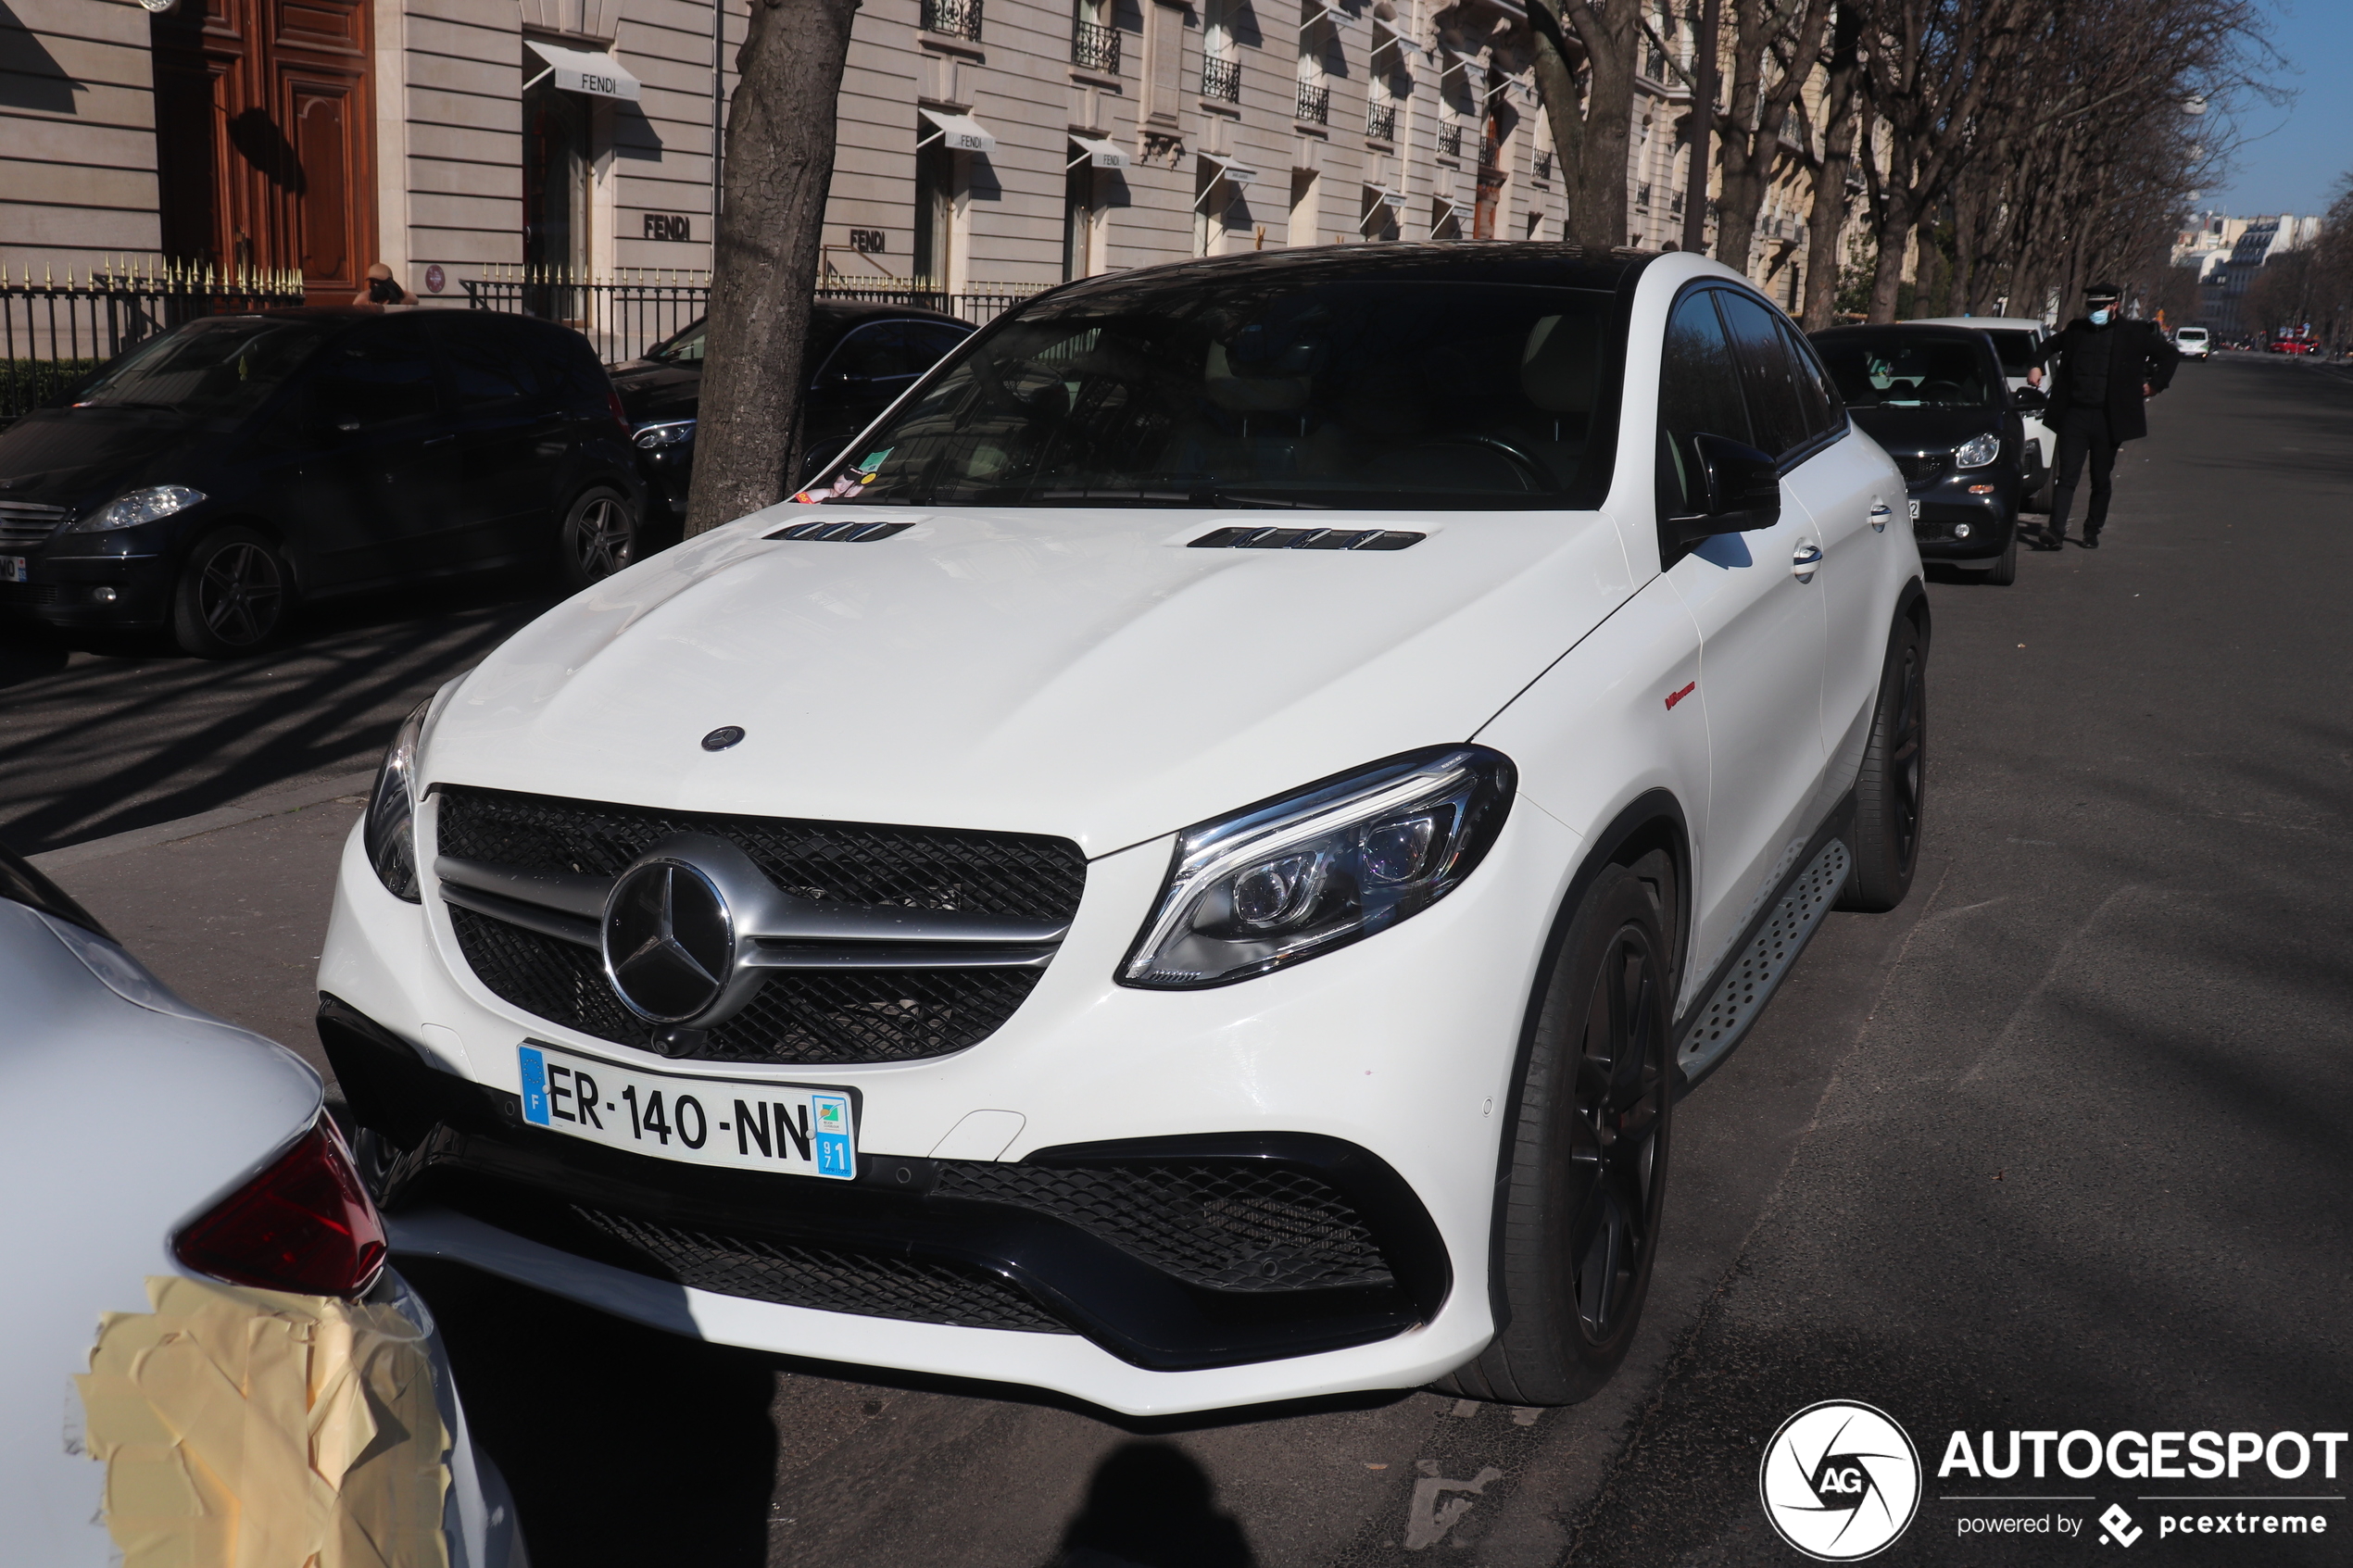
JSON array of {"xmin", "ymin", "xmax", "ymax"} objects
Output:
[{"xmin": 32, "ymin": 771, "xmax": 375, "ymax": 1086}]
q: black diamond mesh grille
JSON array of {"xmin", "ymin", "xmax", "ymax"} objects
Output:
[
  {"xmin": 1894, "ymin": 452, "xmax": 1946, "ymax": 486},
  {"xmin": 934, "ymin": 1160, "xmax": 1392, "ymax": 1292},
  {"xmin": 569, "ymin": 1206, "xmax": 1073, "ymax": 1332},
  {"xmin": 434, "ymin": 787, "xmax": 1084, "ymax": 1066}
]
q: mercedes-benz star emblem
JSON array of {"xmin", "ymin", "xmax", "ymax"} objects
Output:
[{"xmin": 603, "ymin": 859, "xmax": 736, "ymax": 1023}]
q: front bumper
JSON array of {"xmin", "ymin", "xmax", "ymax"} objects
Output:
[
  {"xmin": 1910, "ymin": 475, "xmax": 2017, "ymax": 561},
  {"xmin": 318, "ymin": 795, "xmax": 1579, "ymax": 1414},
  {"xmin": 0, "ymin": 549, "xmax": 174, "ymax": 629}
]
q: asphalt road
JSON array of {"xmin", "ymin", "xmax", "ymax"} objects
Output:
[
  {"xmin": 33, "ymin": 353, "xmax": 2350, "ymax": 1566},
  {"xmin": 0, "ymin": 570, "xmax": 555, "ymax": 856}
]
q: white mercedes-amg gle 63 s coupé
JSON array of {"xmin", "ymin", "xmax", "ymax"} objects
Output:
[{"xmin": 317, "ymin": 245, "xmax": 1927, "ymax": 1417}]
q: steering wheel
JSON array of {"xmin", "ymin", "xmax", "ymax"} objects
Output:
[{"xmin": 1395, "ymin": 435, "xmax": 1552, "ymax": 492}]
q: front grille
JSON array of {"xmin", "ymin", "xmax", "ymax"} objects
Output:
[
  {"xmin": 1894, "ymin": 452, "xmax": 1946, "ymax": 486},
  {"xmin": 435, "ymin": 786, "xmax": 1086, "ymax": 1066},
  {"xmin": 568, "ymin": 1206, "xmax": 1072, "ymax": 1332},
  {"xmin": 934, "ymin": 1160, "xmax": 1392, "ymax": 1291},
  {"xmin": 0, "ymin": 582, "xmax": 65, "ymax": 606},
  {"xmin": 0, "ymin": 501, "xmax": 70, "ymax": 547}
]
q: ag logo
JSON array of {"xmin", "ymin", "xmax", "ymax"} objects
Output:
[{"xmin": 1758, "ymin": 1400, "xmax": 1921, "ymax": 1561}]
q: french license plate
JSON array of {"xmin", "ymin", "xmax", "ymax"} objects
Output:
[
  {"xmin": 0, "ymin": 557, "xmax": 24, "ymax": 583},
  {"xmin": 1907, "ymin": 499, "xmax": 1921, "ymax": 521},
  {"xmin": 517, "ymin": 1041, "xmax": 859, "ymax": 1179}
]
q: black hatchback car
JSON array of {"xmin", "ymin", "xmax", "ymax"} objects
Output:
[
  {"xmin": 0, "ymin": 308, "xmax": 645, "ymax": 656},
  {"xmin": 611, "ymin": 302, "xmax": 972, "ymax": 524},
  {"xmin": 1808, "ymin": 323, "xmax": 2031, "ymax": 584}
]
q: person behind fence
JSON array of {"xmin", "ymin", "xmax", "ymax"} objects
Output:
[
  {"xmin": 354, "ymin": 263, "xmax": 412, "ymax": 309},
  {"xmin": 2030, "ymin": 282, "xmax": 2178, "ymax": 550}
]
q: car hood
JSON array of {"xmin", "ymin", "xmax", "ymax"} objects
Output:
[
  {"xmin": 424, "ymin": 504, "xmax": 1637, "ymax": 853},
  {"xmin": 610, "ymin": 360, "xmax": 701, "ymax": 423},
  {"xmin": 0, "ymin": 408, "xmax": 213, "ymax": 511},
  {"xmin": 1845, "ymin": 405, "xmax": 2002, "ymax": 457}
]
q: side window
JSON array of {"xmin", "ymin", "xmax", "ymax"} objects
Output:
[
  {"xmin": 1656, "ymin": 288, "xmax": 1750, "ymax": 516},
  {"xmin": 1717, "ymin": 290, "xmax": 1808, "ymax": 459},
  {"xmin": 442, "ymin": 321, "xmax": 536, "ymax": 409},
  {"xmin": 900, "ymin": 321, "xmax": 972, "ymax": 373},
  {"xmin": 309, "ymin": 320, "xmax": 439, "ymax": 428},
  {"xmin": 818, "ymin": 322, "xmax": 912, "ymax": 387},
  {"xmin": 1777, "ymin": 320, "xmax": 1841, "ymax": 443}
]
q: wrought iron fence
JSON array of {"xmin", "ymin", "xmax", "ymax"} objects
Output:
[
  {"xmin": 1438, "ymin": 122, "xmax": 1464, "ymax": 157},
  {"xmin": 1, "ymin": 262, "xmax": 306, "ymax": 423},
  {"xmin": 1534, "ymin": 149, "xmax": 1554, "ymax": 180},
  {"xmin": 1366, "ymin": 102, "xmax": 1398, "ymax": 142},
  {"xmin": 462, "ymin": 270, "xmax": 1048, "ymax": 363},
  {"xmin": 1202, "ymin": 56, "xmax": 1240, "ymax": 102},
  {"xmin": 1072, "ymin": 19, "xmax": 1120, "ymax": 71},
  {"xmin": 1295, "ymin": 82, "xmax": 1330, "ymax": 125},
  {"xmin": 922, "ymin": 0, "xmax": 984, "ymax": 40}
]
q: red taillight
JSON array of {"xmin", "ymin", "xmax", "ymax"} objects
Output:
[
  {"xmin": 608, "ymin": 390, "xmax": 631, "ymax": 433},
  {"xmin": 173, "ymin": 1119, "xmax": 388, "ymax": 1298}
]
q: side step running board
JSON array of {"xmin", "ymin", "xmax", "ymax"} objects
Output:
[{"xmin": 1674, "ymin": 838, "xmax": 1851, "ymax": 1090}]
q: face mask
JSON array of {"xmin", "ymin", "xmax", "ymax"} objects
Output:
[{"xmin": 2090, "ymin": 307, "xmax": 2112, "ymax": 325}]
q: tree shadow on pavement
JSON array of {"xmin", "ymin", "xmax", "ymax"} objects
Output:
[
  {"xmin": 397, "ymin": 1261, "xmax": 781, "ymax": 1568},
  {"xmin": 1044, "ymin": 1443, "xmax": 1258, "ymax": 1568}
]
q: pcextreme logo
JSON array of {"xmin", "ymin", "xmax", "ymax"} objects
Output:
[{"xmin": 1759, "ymin": 1400, "xmax": 1924, "ymax": 1561}]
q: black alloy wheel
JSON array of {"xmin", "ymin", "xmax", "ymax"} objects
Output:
[
  {"xmin": 559, "ymin": 486, "xmax": 637, "ymax": 590},
  {"xmin": 171, "ymin": 526, "xmax": 290, "ymax": 658},
  {"xmin": 1841, "ymin": 613, "xmax": 1927, "ymax": 911},
  {"xmin": 1438, "ymin": 853, "xmax": 1676, "ymax": 1406}
]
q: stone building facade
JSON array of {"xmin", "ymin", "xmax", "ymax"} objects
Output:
[{"xmin": 4, "ymin": 0, "xmax": 1824, "ymax": 309}]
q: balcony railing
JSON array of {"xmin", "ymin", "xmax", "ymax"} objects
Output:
[
  {"xmin": 1534, "ymin": 150, "xmax": 1554, "ymax": 180},
  {"xmin": 1437, "ymin": 122, "xmax": 1463, "ymax": 157},
  {"xmin": 1071, "ymin": 19, "xmax": 1120, "ymax": 72},
  {"xmin": 1295, "ymin": 81, "xmax": 1329, "ymax": 124},
  {"xmin": 922, "ymin": 0, "xmax": 983, "ymax": 40},
  {"xmin": 1366, "ymin": 102, "xmax": 1397, "ymax": 141},
  {"xmin": 1202, "ymin": 56, "xmax": 1239, "ymax": 102}
]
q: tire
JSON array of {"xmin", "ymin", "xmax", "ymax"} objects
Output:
[
  {"xmin": 1840, "ymin": 613, "xmax": 1927, "ymax": 911},
  {"xmin": 170, "ymin": 525, "xmax": 291, "ymax": 658},
  {"xmin": 1439, "ymin": 853, "xmax": 1675, "ymax": 1406},
  {"xmin": 557, "ymin": 485, "xmax": 638, "ymax": 591},
  {"xmin": 1983, "ymin": 528, "xmax": 2018, "ymax": 586}
]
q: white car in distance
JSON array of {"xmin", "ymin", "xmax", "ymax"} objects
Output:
[
  {"xmin": 0, "ymin": 847, "xmax": 524, "ymax": 1565},
  {"xmin": 320, "ymin": 247, "xmax": 1928, "ymax": 1417},
  {"xmin": 2173, "ymin": 325, "xmax": 2211, "ymax": 359}
]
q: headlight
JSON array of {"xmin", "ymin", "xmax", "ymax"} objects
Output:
[
  {"xmin": 66, "ymin": 484, "xmax": 205, "ymax": 533},
  {"xmin": 363, "ymin": 697, "xmax": 431, "ymax": 902},
  {"xmin": 1121, "ymin": 745, "xmax": 1516, "ymax": 989},
  {"xmin": 1954, "ymin": 432, "xmax": 2000, "ymax": 469},
  {"xmin": 634, "ymin": 420, "xmax": 696, "ymax": 449}
]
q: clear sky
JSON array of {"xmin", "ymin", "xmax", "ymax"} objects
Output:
[{"xmin": 2206, "ymin": 1, "xmax": 2353, "ymax": 218}]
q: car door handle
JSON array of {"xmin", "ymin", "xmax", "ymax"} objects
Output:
[
  {"xmin": 1868, "ymin": 502, "xmax": 1893, "ymax": 533},
  {"xmin": 1792, "ymin": 541, "xmax": 1823, "ymax": 583}
]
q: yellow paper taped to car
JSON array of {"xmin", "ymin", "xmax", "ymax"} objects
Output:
[{"xmin": 74, "ymin": 1274, "xmax": 451, "ymax": 1568}]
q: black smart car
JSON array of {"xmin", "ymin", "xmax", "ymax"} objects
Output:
[
  {"xmin": 1808, "ymin": 323, "xmax": 2031, "ymax": 584},
  {"xmin": 612, "ymin": 302, "xmax": 973, "ymax": 524},
  {"xmin": 0, "ymin": 308, "xmax": 645, "ymax": 656}
]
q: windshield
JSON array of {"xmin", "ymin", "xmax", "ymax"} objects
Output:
[
  {"xmin": 649, "ymin": 320, "xmax": 707, "ymax": 363},
  {"xmin": 2177, "ymin": 329, "xmax": 2207, "ymax": 342},
  {"xmin": 72, "ymin": 316, "xmax": 329, "ymax": 420},
  {"xmin": 1814, "ymin": 339, "xmax": 1998, "ymax": 409},
  {"xmin": 807, "ymin": 277, "xmax": 1622, "ymax": 509}
]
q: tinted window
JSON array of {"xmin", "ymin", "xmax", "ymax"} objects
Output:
[
  {"xmin": 442, "ymin": 320, "xmax": 538, "ymax": 408},
  {"xmin": 1813, "ymin": 336, "xmax": 1998, "ymax": 408},
  {"xmin": 308, "ymin": 320, "xmax": 440, "ymax": 427},
  {"xmin": 72, "ymin": 317, "xmax": 329, "ymax": 421},
  {"xmin": 1657, "ymin": 288, "xmax": 1750, "ymax": 514},
  {"xmin": 1718, "ymin": 290, "xmax": 1809, "ymax": 458},
  {"xmin": 650, "ymin": 319, "xmax": 707, "ymax": 363},
  {"xmin": 820, "ymin": 322, "xmax": 921, "ymax": 384},
  {"xmin": 1981, "ymin": 329, "xmax": 2042, "ymax": 373},
  {"xmin": 1778, "ymin": 320, "xmax": 1841, "ymax": 443},
  {"xmin": 820, "ymin": 278, "xmax": 1620, "ymax": 508},
  {"xmin": 901, "ymin": 320, "xmax": 972, "ymax": 369}
]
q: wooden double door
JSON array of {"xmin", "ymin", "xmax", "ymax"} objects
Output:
[{"xmin": 153, "ymin": 0, "xmax": 376, "ymax": 304}]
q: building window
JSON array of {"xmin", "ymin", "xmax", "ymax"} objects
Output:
[
  {"xmin": 1073, "ymin": 4, "xmax": 1121, "ymax": 72},
  {"xmin": 923, "ymin": 0, "xmax": 984, "ymax": 41},
  {"xmin": 1296, "ymin": 81, "xmax": 1329, "ymax": 124},
  {"xmin": 522, "ymin": 74, "xmax": 593, "ymax": 280},
  {"xmin": 1063, "ymin": 144, "xmax": 1095, "ymax": 280},
  {"xmin": 1203, "ymin": 56, "xmax": 1240, "ymax": 101},
  {"xmin": 913, "ymin": 125, "xmax": 955, "ymax": 285},
  {"xmin": 1438, "ymin": 121, "xmax": 1463, "ymax": 157},
  {"xmin": 1367, "ymin": 101, "xmax": 1397, "ymax": 141}
]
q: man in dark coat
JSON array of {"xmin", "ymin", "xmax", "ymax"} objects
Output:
[{"xmin": 2032, "ymin": 282, "xmax": 2180, "ymax": 548}]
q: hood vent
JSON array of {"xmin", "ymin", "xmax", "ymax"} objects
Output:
[
  {"xmin": 1189, "ymin": 526, "xmax": 1425, "ymax": 551},
  {"xmin": 766, "ymin": 520, "xmax": 913, "ymax": 543}
]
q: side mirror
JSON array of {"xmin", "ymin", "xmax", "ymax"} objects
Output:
[
  {"xmin": 1673, "ymin": 432, "xmax": 1782, "ymax": 542},
  {"xmin": 2010, "ymin": 385, "xmax": 2047, "ymax": 411}
]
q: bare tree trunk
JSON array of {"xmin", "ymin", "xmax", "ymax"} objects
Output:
[
  {"xmin": 682, "ymin": 0, "xmax": 862, "ymax": 537},
  {"xmin": 1800, "ymin": 1, "xmax": 1863, "ymax": 328},
  {"xmin": 1530, "ymin": 0, "xmax": 1640, "ymax": 247},
  {"xmin": 1681, "ymin": 0, "xmax": 1721, "ymax": 256},
  {"xmin": 1714, "ymin": 0, "xmax": 1836, "ymax": 280}
]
